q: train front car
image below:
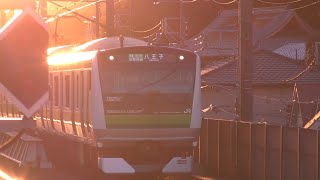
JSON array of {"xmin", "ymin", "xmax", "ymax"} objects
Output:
[{"xmin": 91, "ymin": 46, "xmax": 202, "ymax": 174}]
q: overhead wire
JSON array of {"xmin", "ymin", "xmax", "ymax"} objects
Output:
[
  {"xmin": 202, "ymin": 83, "xmax": 319, "ymax": 104},
  {"xmin": 202, "ymin": 104, "xmax": 239, "ymax": 117},
  {"xmin": 139, "ymin": 27, "xmax": 162, "ymax": 40},
  {"xmin": 45, "ymin": 0, "xmax": 103, "ymax": 23},
  {"xmin": 285, "ymin": 46, "xmax": 316, "ymax": 82},
  {"xmin": 129, "ymin": 21, "xmax": 162, "ymax": 33},
  {"xmin": 256, "ymin": 0, "xmax": 304, "ymax": 5},
  {"xmin": 45, "ymin": 0, "xmax": 86, "ymax": 13},
  {"xmin": 257, "ymin": 0, "xmax": 320, "ymax": 11},
  {"xmin": 209, "ymin": 0, "xmax": 238, "ymax": 5}
]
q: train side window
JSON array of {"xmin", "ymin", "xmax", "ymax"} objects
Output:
[
  {"xmin": 88, "ymin": 70, "xmax": 91, "ymax": 90},
  {"xmin": 76, "ymin": 74, "xmax": 80, "ymax": 109},
  {"xmin": 54, "ymin": 76, "xmax": 59, "ymax": 107},
  {"xmin": 65, "ymin": 75, "xmax": 70, "ymax": 108},
  {"xmin": 49, "ymin": 74, "xmax": 53, "ymax": 102}
]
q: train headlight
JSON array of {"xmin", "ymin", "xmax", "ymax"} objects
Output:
[
  {"xmin": 179, "ymin": 55, "xmax": 184, "ymax": 61},
  {"xmin": 96, "ymin": 142, "xmax": 103, "ymax": 147},
  {"xmin": 192, "ymin": 141, "xmax": 198, "ymax": 147},
  {"xmin": 109, "ymin": 55, "xmax": 115, "ymax": 61}
]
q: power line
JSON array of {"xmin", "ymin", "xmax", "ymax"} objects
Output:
[
  {"xmin": 209, "ymin": 0, "xmax": 238, "ymax": 5},
  {"xmin": 202, "ymin": 104, "xmax": 239, "ymax": 117},
  {"xmin": 129, "ymin": 21, "xmax": 162, "ymax": 33},
  {"xmin": 202, "ymin": 83, "xmax": 319, "ymax": 104},
  {"xmin": 256, "ymin": 0, "xmax": 304, "ymax": 5},
  {"xmin": 285, "ymin": 58, "xmax": 316, "ymax": 82},
  {"xmin": 257, "ymin": 1, "xmax": 320, "ymax": 11},
  {"xmin": 46, "ymin": 0, "xmax": 103, "ymax": 23}
]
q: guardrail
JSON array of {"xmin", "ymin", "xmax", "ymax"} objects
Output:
[
  {"xmin": 0, "ymin": 132, "xmax": 52, "ymax": 168},
  {"xmin": 199, "ymin": 119, "xmax": 319, "ymax": 180}
]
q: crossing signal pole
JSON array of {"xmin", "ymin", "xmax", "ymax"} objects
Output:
[{"xmin": 239, "ymin": 0, "xmax": 253, "ymax": 122}]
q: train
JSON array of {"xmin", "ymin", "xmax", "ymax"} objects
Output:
[{"xmin": 0, "ymin": 36, "xmax": 202, "ymax": 175}]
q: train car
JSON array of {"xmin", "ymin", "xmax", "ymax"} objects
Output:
[{"xmin": 5, "ymin": 37, "xmax": 202, "ymax": 174}]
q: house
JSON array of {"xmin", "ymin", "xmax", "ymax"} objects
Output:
[
  {"xmin": 201, "ymin": 50, "xmax": 320, "ymax": 125},
  {"xmin": 184, "ymin": 6, "xmax": 316, "ymax": 59}
]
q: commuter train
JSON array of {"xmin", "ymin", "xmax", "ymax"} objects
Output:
[{"xmin": 1, "ymin": 37, "xmax": 202, "ymax": 174}]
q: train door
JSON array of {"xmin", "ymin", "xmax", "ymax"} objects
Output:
[
  {"xmin": 85, "ymin": 70, "xmax": 93, "ymax": 137},
  {"xmin": 63, "ymin": 71, "xmax": 75, "ymax": 135},
  {"xmin": 52, "ymin": 72, "xmax": 64, "ymax": 133},
  {"xmin": 80, "ymin": 71, "xmax": 88, "ymax": 138},
  {"xmin": 49, "ymin": 73, "xmax": 55, "ymax": 131},
  {"xmin": 74, "ymin": 71, "xmax": 84, "ymax": 137},
  {"xmin": 70, "ymin": 71, "xmax": 78, "ymax": 136}
]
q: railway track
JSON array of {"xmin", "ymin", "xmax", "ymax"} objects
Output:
[{"xmin": 0, "ymin": 157, "xmax": 213, "ymax": 180}]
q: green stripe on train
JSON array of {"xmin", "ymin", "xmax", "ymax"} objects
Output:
[{"xmin": 106, "ymin": 114, "xmax": 191, "ymax": 128}]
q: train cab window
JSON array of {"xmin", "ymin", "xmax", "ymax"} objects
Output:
[
  {"xmin": 54, "ymin": 76, "xmax": 59, "ymax": 106},
  {"xmin": 65, "ymin": 75, "xmax": 71, "ymax": 108}
]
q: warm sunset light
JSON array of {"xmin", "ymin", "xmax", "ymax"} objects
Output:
[
  {"xmin": 0, "ymin": 170, "xmax": 19, "ymax": 180},
  {"xmin": 0, "ymin": 0, "xmax": 319, "ymax": 179},
  {"xmin": 47, "ymin": 50, "xmax": 97, "ymax": 65},
  {"xmin": 0, "ymin": 0, "xmax": 34, "ymax": 9}
]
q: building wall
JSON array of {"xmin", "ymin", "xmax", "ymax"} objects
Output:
[{"xmin": 202, "ymin": 85, "xmax": 293, "ymax": 125}]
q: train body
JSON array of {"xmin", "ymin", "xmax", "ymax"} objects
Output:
[{"xmin": 0, "ymin": 37, "xmax": 202, "ymax": 174}]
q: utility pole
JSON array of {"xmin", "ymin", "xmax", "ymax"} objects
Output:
[
  {"xmin": 239, "ymin": 0, "xmax": 253, "ymax": 122},
  {"xmin": 179, "ymin": 0, "xmax": 184, "ymax": 45},
  {"xmin": 0, "ymin": 11, "xmax": 5, "ymax": 27},
  {"xmin": 106, "ymin": 0, "xmax": 115, "ymax": 37},
  {"xmin": 39, "ymin": 0, "xmax": 47, "ymax": 17},
  {"xmin": 96, "ymin": 2, "xmax": 101, "ymax": 38}
]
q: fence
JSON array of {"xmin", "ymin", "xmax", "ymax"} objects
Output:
[{"xmin": 199, "ymin": 119, "xmax": 319, "ymax": 180}]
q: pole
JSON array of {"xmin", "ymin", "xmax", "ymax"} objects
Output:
[
  {"xmin": 129, "ymin": 0, "xmax": 133, "ymax": 32},
  {"xmin": 106, "ymin": 0, "xmax": 115, "ymax": 37},
  {"xmin": 179, "ymin": 0, "xmax": 184, "ymax": 45},
  {"xmin": 0, "ymin": 11, "xmax": 5, "ymax": 27},
  {"xmin": 39, "ymin": 0, "xmax": 47, "ymax": 17},
  {"xmin": 96, "ymin": 2, "xmax": 101, "ymax": 38},
  {"xmin": 239, "ymin": 0, "xmax": 253, "ymax": 122}
]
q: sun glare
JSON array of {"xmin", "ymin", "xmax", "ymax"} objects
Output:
[
  {"xmin": 0, "ymin": 170, "xmax": 19, "ymax": 180},
  {"xmin": 47, "ymin": 51, "xmax": 97, "ymax": 65}
]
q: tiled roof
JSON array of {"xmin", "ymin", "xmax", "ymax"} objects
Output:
[
  {"xmin": 184, "ymin": 6, "xmax": 314, "ymax": 57},
  {"xmin": 273, "ymin": 42, "xmax": 306, "ymax": 60},
  {"xmin": 202, "ymin": 50, "xmax": 320, "ymax": 85}
]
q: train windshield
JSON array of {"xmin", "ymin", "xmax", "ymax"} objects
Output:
[{"xmin": 98, "ymin": 51, "xmax": 196, "ymax": 128}]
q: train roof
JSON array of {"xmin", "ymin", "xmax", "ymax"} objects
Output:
[
  {"xmin": 74, "ymin": 37, "xmax": 147, "ymax": 52},
  {"xmin": 47, "ymin": 45, "xmax": 75, "ymax": 56},
  {"xmin": 48, "ymin": 37, "xmax": 147, "ymax": 66}
]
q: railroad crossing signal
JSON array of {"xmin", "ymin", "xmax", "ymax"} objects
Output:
[{"xmin": 0, "ymin": 8, "xmax": 49, "ymax": 118}]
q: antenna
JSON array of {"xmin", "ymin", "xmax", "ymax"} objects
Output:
[{"xmin": 119, "ymin": 35, "xmax": 124, "ymax": 48}]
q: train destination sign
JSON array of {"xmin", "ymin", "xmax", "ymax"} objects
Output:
[
  {"xmin": 0, "ymin": 8, "xmax": 49, "ymax": 118},
  {"xmin": 128, "ymin": 53, "xmax": 164, "ymax": 62},
  {"xmin": 108, "ymin": 53, "xmax": 185, "ymax": 63}
]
